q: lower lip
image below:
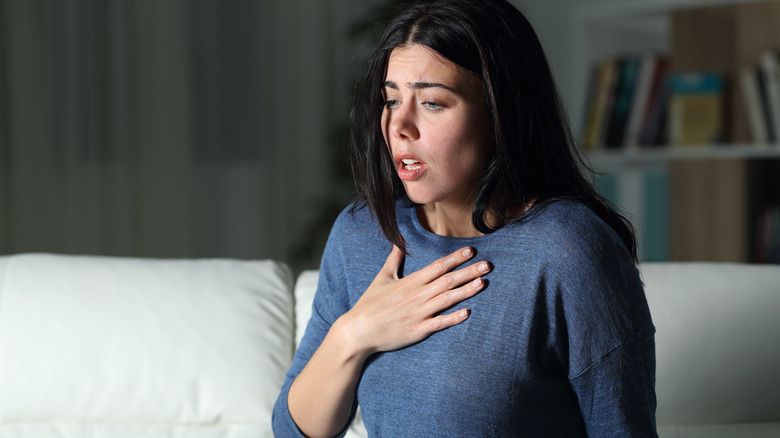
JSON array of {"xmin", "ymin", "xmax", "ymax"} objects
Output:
[{"xmin": 396, "ymin": 162, "xmax": 428, "ymax": 181}]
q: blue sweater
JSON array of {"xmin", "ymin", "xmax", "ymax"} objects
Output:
[{"xmin": 273, "ymin": 201, "xmax": 657, "ymax": 437}]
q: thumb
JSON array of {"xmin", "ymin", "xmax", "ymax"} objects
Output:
[{"xmin": 382, "ymin": 245, "xmax": 404, "ymax": 280}]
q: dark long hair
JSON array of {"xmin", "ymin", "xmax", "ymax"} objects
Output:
[{"xmin": 348, "ymin": 0, "xmax": 637, "ymax": 261}]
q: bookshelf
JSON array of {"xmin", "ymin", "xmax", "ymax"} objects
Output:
[{"xmin": 573, "ymin": 0, "xmax": 780, "ymax": 263}]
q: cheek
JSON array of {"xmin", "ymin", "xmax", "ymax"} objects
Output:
[
  {"xmin": 438, "ymin": 127, "xmax": 492, "ymax": 177},
  {"xmin": 441, "ymin": 125, "xmax": 488, "ymax": 161},
  {"xmin": 380, "ymin": 110, "xmax": 391, "ymax": 147}
]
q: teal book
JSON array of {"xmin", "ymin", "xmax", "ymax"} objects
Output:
[
  {"xmin": 605, "ymin": 56, "xmax": 640, "ymax": 148},
  {"xmin": 595, "ymin": 173, "xmax": 619, "ymax": 208},
  {"xmin": 642, "ymin": 169, "xmax": 669, "ymax": 262},
  {"xmin": 594, "ymin": 169, "xmax": 669, "ymax": 262}
]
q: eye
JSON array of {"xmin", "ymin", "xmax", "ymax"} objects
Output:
[
  {"xmin": 423, "ymin": 101, "xmax": 443, "ymax": 111},
  {"xmin": 384, "ymin": 99, "xmax": 400, "ymax": 109}
]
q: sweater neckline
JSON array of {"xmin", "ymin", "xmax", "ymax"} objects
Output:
[{"xmin": 403, "ymin": 204, "xmax": 510, "ymax": 245}]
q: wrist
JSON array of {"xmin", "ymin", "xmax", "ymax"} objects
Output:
[{"xmin": 331, "ymin": 313, "xmax": 374, "ymax": 364}]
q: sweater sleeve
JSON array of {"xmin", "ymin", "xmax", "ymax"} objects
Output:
[
  {"xmin": 569, "ymin": 334, "xmax": 657, "ymax": 437},
  {"xmin": 272, "ymin": 213, "xmax": 358, "ymax": 438},
  {"xmin": 543, "ymin": 210, "xmax": 657, "ymax": 437}
]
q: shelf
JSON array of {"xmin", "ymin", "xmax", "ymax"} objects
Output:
[{"xmin": 587, "ymin": 144, "xmax": 780, "ymax": 170}]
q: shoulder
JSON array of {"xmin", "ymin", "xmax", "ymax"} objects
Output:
[
  {"xmin": 519, "ymin": 200, "xmax": 648, "ymax": 322},
  {"xmin": 521, "ymin": 201, "xmax": 638, "ymax": 289},
  {"xmin": 530, "ymin": 203, "xmax": 652, "ymax": 333},
  {"xmin": 520, "ymin": 201, "xmax": 628, "ymax": 265},
  {"xmin": 320, "ymin": 202, "xmax": 391, "ymax": 283},
  {"xmin": 519, "ymin": 203, "xmax": 653, "ymax": 375},
  {"xmin": 331, "ymin": 201, "xmax": 378, "ymax": 232},
  {"xmin": 326, "ymin": 202, "xmax": 385, "ymax": 250}
]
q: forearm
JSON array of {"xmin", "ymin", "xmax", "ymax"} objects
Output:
[{"xmin": 287, "ymin": 317, "xmax": 369, "ymax": 438}]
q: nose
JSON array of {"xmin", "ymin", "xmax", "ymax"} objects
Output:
[{"xmin": 390, "ymin": 103, "xmax": 419, "ymax": 141}]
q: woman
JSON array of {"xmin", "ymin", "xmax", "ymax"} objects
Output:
[{"xmin": 273, "ymin": 0, "xmax": 657, "ymax": 436}]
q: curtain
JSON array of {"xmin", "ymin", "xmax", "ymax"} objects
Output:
[{"xmin": 0, "ymin": 0, "xmax": 364, "ymax": 270}]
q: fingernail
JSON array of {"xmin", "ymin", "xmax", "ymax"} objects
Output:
[
  {"xmin": 472, "ymin": 278, "xmax": 482, "ymax": 288},
  {"xmin": 462, "ymin": 247, "xmax": 472, "ymax": 257},
  {"xmin": 478, "ymin": 262, "xmax": 489, "ymax": 272},
  {"xmin": 459, "ymin": 309, "xmax": 469, "ymax": 318}
]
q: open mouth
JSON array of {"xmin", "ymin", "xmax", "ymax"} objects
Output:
[
  {"xmin": 394, "ymin": 154, "xmax": 427, "ymax": 181},
  {"xmin": 401, "ymin": 159, "xmax": 423, "ymax": 170}
]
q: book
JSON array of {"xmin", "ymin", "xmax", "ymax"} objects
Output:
[
  {"xmin": 756, "ymin": 205, "xmax": 780, "ymax": 263},
  {"xmin": 740, "ymin": 66, "xmax": 769, "ymax": 144},
  {"xmin": 756, "ymin": 207, "xmax": 772, "ymax": 262},
  {"xmin": 755, "ymin": 63, "xmax": 776, "ymax": 142},
  {"xmin": 582, "ymin": 59, "xmax": 618, "ymax": 150},
  {"xmin": 772, "ymin": 207, "xmax": 780, "ymax": 263},
  {"xmin": 759, "ymin": 50, "xmax": 780, "ymax": 144},
  {"xmin": 605, "ymin": 56, "xmax": 640, "ymax": 148},
  {"xmin": 624, "ymin": 52, "xmax": 659, "ymax": 148},
  {"xmin": 580, "ymin": 62, "xmax": 600, "ymax": 149},
  {"xmin": 642, "ymin": 168, "xmax": 669, "ymax": 261},
  {"xmin": 595, "ymin": 58, "xmax": 622, "ymax": 148},
  {"xmin": 639, "ymin": 61, "xmax": 670, "ymax": 146},
  {"xmin": 668, "ymin": 72, "xmax": 724, "ymax": 145},
  {"xmin": 581, "ymin": 53, "xmax": 675, "ymax": 148}
]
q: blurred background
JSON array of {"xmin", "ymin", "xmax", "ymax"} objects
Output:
[
  {"xmin": 0, "ymin": 0, "xmax": 378, "ymax": 272},
  {"xmin": 2, "ymin": 0, "xmax": 779, "ymax": 272}
]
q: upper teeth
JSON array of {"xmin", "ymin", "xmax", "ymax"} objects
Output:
[{"xmin": 402, "ymin": 158, "xmax": 422, "ymax": 171}]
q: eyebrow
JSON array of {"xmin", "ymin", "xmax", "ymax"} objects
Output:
[{"xmin": 384, "ymin": 81, "xmax": 457, "ymax": 93}]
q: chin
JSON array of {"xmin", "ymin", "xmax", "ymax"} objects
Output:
[{"xmin": 403, "ymin": 189, "xmax": 435, "ymax": 206}]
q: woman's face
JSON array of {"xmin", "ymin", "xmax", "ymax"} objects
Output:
[{"xmin": 381, "ymin": 44, "xmax": 493, "ymax": 209}]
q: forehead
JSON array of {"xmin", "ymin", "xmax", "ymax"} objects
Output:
[{"xmin": 385, "ymin": 44, "xmax": 475, "ymax": 86}]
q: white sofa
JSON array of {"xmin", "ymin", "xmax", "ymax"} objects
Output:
[{"xmin": 0, "ymin": 253, "xmax": 778, "ymax": 437}]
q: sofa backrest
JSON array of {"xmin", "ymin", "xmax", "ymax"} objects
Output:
[
  {"xmin": 0, "ymin": 253, "xmax": 294, "ymax": 438},
  {"xmin": 2, "ymin": 254, "xmax": 777, "ymax": 437},
  {"xmin": 642, "ymin": 262, "xmax": 780, "ymax": 437}
]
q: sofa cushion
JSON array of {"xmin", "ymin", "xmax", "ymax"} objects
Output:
[
  {"xmin": 0, "ymin": 253, "xmax": 294, "ymax": 438},
  {"xmin": 293, "ymin": 270, "xmax": 319, "ymax": 348},
  {"xmin": 293, "ymin": 269, "xmax": 368, "ymax": 438}
]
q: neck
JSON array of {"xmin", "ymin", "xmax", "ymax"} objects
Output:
[
  {"xmin": 416, "ymin": 198, "xmax": 534, "ymax": 238},
  {"xmin": 417, "ymin": 202, "xmax": 482, "ymax": 238}
]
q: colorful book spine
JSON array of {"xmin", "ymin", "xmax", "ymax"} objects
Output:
[
  {"xmin": 640, "ymin": 60, "xmax": 670, "ymax": 146},
  {"xmin": 668, "ymin": 71, "xmax": 724, "ymax": 145},
  {"xmin": 605, "ymin": 56, "xmax": 640, "ymax": 148},
  {"xmin": 740, "ymin": 66, "xmax": 769, "ymax": 144},
  {"xmin": 624, "ymin": 53, "xmax": 658, "ymax": 148},
  {"xmin": 582, "ymin": 59, "xmax": 618, "ymax": 150},
  {"xmin": 760, "ymin": 51, "xmax": 780, "ymax": 143},
  {"xmin": 582, "ymin": 53, "xmax": 669, "ymax": 149}
]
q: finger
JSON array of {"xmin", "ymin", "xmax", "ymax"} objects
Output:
[
  {"xmin": 380, "ymin": 245, "xmax": 405, "ymax": 281},
  {"xmin": 426, "ymin": 276, "xmax": 486, "ymax": 314},
  {"xmin": 429, "ymin": 260, "xmax": 491, "ymax": 295},
  {"xmin": 415, "ymin": 246, "xmax": 475, "ymax": 284},
  {"xmin": 423, "ymin": 308, "xmax": 471, "ymax": 333}
]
